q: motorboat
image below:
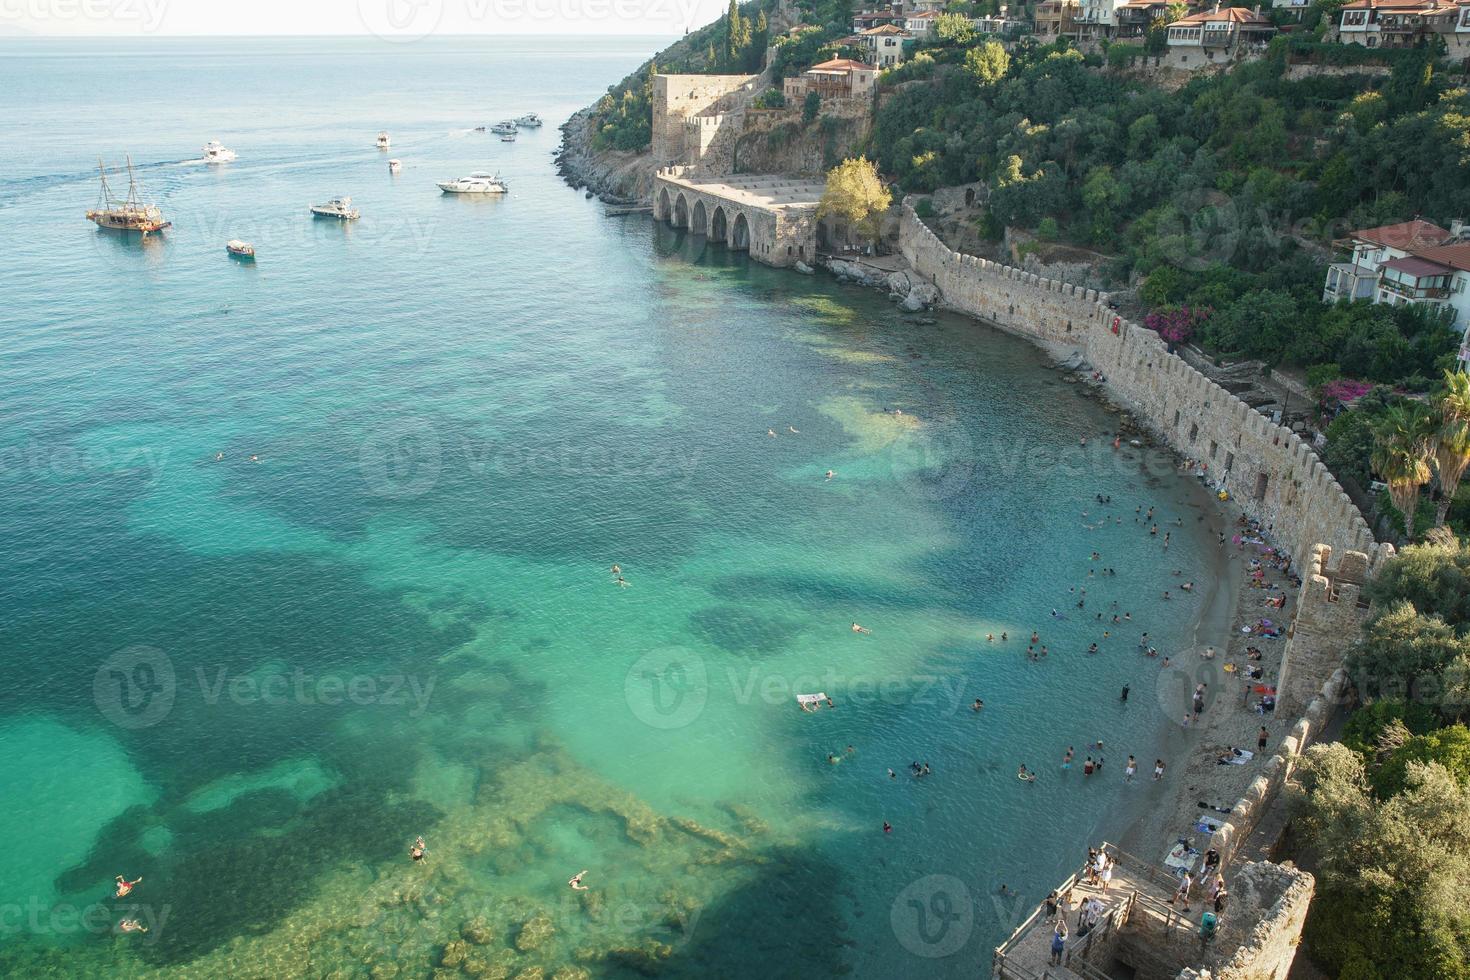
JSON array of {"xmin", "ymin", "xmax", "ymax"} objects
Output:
[
  {"xmin": 473, "ymin": 125, "xmax": 486, "ymax": 132},
  {"xmin": 226, "ymin": 239, "xmax": 255, "ymax": 259},
  {"xmin": 499, "ymin": 130, "xmax": 516, "ymax": 142},
  {"xmin": 388, "ymin": 158, "xmax": 402, "ymax": 174},
  {"xmin": 310, "ymin": 196, "xmax": 360, "ymax": 219},
  {"xmin": 202, "ymin": 140, "xmax": 237, "ymax": 163},
  {"xmin": 490, "ymin": 120, "xmax": 517, "ymax": 135},
  {"xmin": 436, "ymin": 172, "xmax": 508, "ymax": 195},
  {"xmin": 516, "ymin": 113, "xmax": 542, "ymax": 127},
  {"xmin": 376, "ymin": 131, "xmax": 391, "ymax": 149},
  {"xmin": 85, "ymin": 156, "xmax": 170, "ymax": 235}
]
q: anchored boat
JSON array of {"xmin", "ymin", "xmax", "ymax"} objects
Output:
[
  {"xmin": 437, "ymin": 172, "xmax": 508, "ymax": 195},
  {"xmin": 376, "ymin": 131, "xmax": 391, "ymax": 150},
  {"xmin": 310, "ymin": 196, "xmax": 360, "ymax": 220},
  {"xmin": 516, "ymin": 113, "xmax": 542, "ymax": 127},
  {"xmin": 226, "ymin": 239, "xmax": 255, "ymax": 259},
  {"xmin": 202, "ymin": 140, "xmax": 237, "ymax": 163},
  {"xmin": 85, "ymin": 157, "xmax": 170, "ymax": 235}
]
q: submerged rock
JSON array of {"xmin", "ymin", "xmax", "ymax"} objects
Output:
[
  {"xmin": 794, "ymin": 261, "xmax": 815, "ymax": 275},
  {"xmin": 461, "ymin": 916, "xmax": 495, "ymax": 945},
  {"xmin": 515, "ymin": 912, "xmax": 555, "ymax": 952}
]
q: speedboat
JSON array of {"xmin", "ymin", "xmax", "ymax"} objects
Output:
[
  {"xmin": 226, "ymin": 239, "xmax": 255, "ymax": 259},
  {"xmin": 473, "ymin": 125, "xmax": 486, "ymax": 132},
  {"xmin": 437, "ymin": 172, "xmax": 508, "ymax": 195},
  {"xmin": 490, "ymin": 121, "xmax": 517, "ymax": 135},
  {"xmin": 310, "ymin": 196, "xmax": 360, "ymax": 219},
  {"xmin": 499, "ymin": 130, "xmax": 516, "ymax": 142},
  {"xmin": 202, "ymin": 140, "xmax": 237, "ymax": 163},
  {"xmin": 376, "ymin": 131, "xmax": 391, "ymax": 150},
  {"xmin": 516, "ymin": 113, "xmax": 542, "ymax": 127},
  {"xmin": 388, "ymin": 158, "xmax": 402, "ymax": 174}
]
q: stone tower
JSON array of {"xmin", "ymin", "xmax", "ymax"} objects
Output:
[{"xmin": 1278, "ymin": 544, "xmax": 1373, "ymax": 713}]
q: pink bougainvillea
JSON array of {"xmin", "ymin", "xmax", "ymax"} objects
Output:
[
  {"xmin": 1319, "ymin": 379, "xmax": 1373, "ymax": 404},
  {"xmin": 1144, "ymin": 306, "xmax": 1212, "ymax": 346}
]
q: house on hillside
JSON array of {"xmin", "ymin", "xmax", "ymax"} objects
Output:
[
  {"xmin": 1113, "ymin": 0, "xmax": 1177, "ymax": 38},
  {"xmin": 1323, "ymin": 220, "xmax": 1470, "ymax": 345},
  {"xmin": 1163, "ymin": 4, "xmax": 1276, "ymax": 68},
  {"xmin": 904, "ymin": 10, "xmax": 941, "ymax": 37},
  {"xmin": 1035, "ymin": 0, "xmax": 1082, "ymax": 36},
  {"xmin": 858, "ymin": 24, "xmax": 913, "ymax": 67},
  {"xmin": 782, "ymin": 59, "xmax": 878, "ymax": 104},
  {"xmin": 1333, "ymin": 0, "xmax": 1462, "ymax": 48},
  {"xmin": 852, "ymin": 7, "xmax": 905, "ymax": 31}
]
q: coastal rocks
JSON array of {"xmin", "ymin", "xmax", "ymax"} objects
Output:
[
  {"xmin": 825, "ymin": 259, "xmax": 883, "ymax": 286},
  {"xmin": 793, "ymin": 261, "xmax": 815, "ymax": 275},
  {"xmin": 885, "ymin": 270, "xmax": 912, "ymax": 295},
  {"xmin": 461, "ymin": 916, "xmax": 495, "ymax": 945}
]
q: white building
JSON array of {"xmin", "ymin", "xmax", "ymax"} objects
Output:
[
  {"xmin": 858, "ymin": 24, "xmax": 912, "ymax": 67},
  {"xmin": 1323, "ymin": 219, "xmax": 1470, "ymax": 346},
  {"xmin": 903, "ymin": 10, "xmax": 941, "ymax": 37},
  {"xmin": 1164, "ymin": 4, "xmax": 1276, "ymax": 68}
]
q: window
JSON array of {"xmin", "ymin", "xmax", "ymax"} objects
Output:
[
  {"xmin": 1224, "ymin": 452, "xmax": 1235, "ymax": 473},
  {"xmin": 1255, "ymin": 473, "xmax": 1269, "ymax": 501}
]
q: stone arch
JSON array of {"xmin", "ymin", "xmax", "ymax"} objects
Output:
[
  {"xmin": 710, "ymin": 205, "xmax": 728, "ymax": 243},
  {"xmin": 691, "ymin": 199, "xmax": 708, "ymax": 236},
  {"xmin": 656, "ymin": 187, "xmax": 671, "ymax": 222},
  {"xmin": 730, "ymin": 212, "xmax": 750, "ymax": 251},
  {"xmin": 673, "ymin": 193, "xmax": 689, "ymax": 229}
]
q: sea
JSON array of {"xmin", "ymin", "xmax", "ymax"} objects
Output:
[{"xmin": 0, "ymin": 35, "xmax": 1229, "ymax": 978}]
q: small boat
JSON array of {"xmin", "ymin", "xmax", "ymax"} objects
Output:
[
  {"xmin": 388, "ymin": 158, "xmax": 402, "ymax": 174},
  {"xmin": 376, "ymin": 131, "xmax": 391, "ymax": 150},
  {"xmin": 226, "ymin": 239, "xmax": 255, "ymax": 259},
  {"xmin": 499, "ymin": 131, "xmax": 516, "ymax": 142},
  {"xmin": 473, "ymin": 125, "xmax": 486, "ymax": 132},
  {"xmin": 436, "ymin": 171, "xmax": 508, "ymax": 195},
  {"xmin": 202, "ymin": 140, "xmax": 237, "ymax": 163},
  {"xmin": 490, "ymin": 121, "xmax": 517, "ymax": 135},
  {"xmin": 86, "ymin": 156, "xmax": 170, "ymax": 235},
  {"xmin": 310, "ymin": 196, "xmax": 360, "ymax": 220},
  {"xmin": 515, "ymin": 113, "xmax": 542, "ymax": 128}
]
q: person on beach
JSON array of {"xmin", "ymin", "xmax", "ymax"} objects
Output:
[
  {"xmin": 1171, "ymin": 872, "xmax": 1193, "ymax": 912},
  {"xmin": 1214, "ymin": 884, "xmax": 1229, "ymax": 915},
  {"xmin": 1125, "ymin": 756, "xmax": 1137, "ymax": 782},
  {"xmin": 118, "ymin": 919, "xmax": 148, "ymax": 934},
  {"xmin": 1258, "ymin": 726, "xmax": 1269, "ymax": 753},
  {"xmin": 1101, "ymin": 857, "xmax": 1114, "ymax": 891},
  {"xmin": 569, "ymin": 870, "xmax": 589, "ymax": 890},
  {"xmin": 409, "ymin": 837, "xmax": 427, "ymax": 862},
  {"xmin": 851, "ymin": 623, "xmax": 871, "ymax": 634},
  {"xmin": 115, "ymin": 875, "xmax": 141, "ymax": 898},
  {"xmin": 1154, "ymin": 759, "xmax": 1166, "ymax": 780},
  {"xmin": 1204, "ymin": 848, "xmax": 1221, "ymax": 877},
  {"xmin": 1045, "ymin": 891, "xmax": 1059, "ymax": 920},
  {"xmin": 1050, "ymin": 920, "xmax": 1068, "ymax": 965}
]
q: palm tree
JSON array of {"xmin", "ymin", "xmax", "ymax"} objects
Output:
[
  {"xmin": 1371, "ymin": 403, "xmax": 1436, "ymax": 535},
  {"xmin": 1431, "ymin": 370, "xmax": 1470, "ymax": 526}
]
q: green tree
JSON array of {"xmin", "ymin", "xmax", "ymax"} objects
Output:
[
  {"xmin": 1373, "ymin": 725, "xmax": 1470, "ymax": 797},
  {"xmin": 817, "ymin": 156, "xmax": 893, "ymax": 245},
  {"xmin": 1349, "ymin": 600, "xmax": 1470, "ymax": 718},
  {"xmin": 1433, "ymin": 371, "xmax": 1470, "ymax": 527},
  {"xmin": 1293, "ymin": 742, "xmax": 1470, "ymax": 980},
  {"xmin": 964, "ymin": 40, "xmax": 1010, "ymax": 85},
  {"xmin": 1372, "ymin": 403, "xmax": 1437, "ymax": 529},
  {"xmin": 802, "ymin": 90, "xmax": 821, "ymax": 124},
  {"xmin": 1367, "ymin": 538, "xmax": 1470, "ymax": 628},
  {"xmin": 935, "ymin": 12, "xmax": 976, "ymax": 45}
]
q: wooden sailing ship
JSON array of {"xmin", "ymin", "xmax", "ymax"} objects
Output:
[{"xmin": 86, "ymin": 156, "xmax": 170, "ymax": 234}]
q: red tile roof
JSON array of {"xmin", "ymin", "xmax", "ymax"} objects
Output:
[
  {"xmin": 1382, "ymin": 255, "xmax": 1454, "ymax": 278},
  {"xmin": 1415, "ymin": 243, "xmax": 1470, "ymax": 273},
  {"xmin": 861, "ymin": 23, "xmax": 910, "ymax": 33},
  {"xmin": 1351, "ymin": 219, "xmax": 1453, "ymax": 250},
  {"xmin": 1172, "ymin": 6, "xmax": 1273, "ymax": 23},
  {"xmin": 809, "ymin": 58, "xmax": 875, "ymax": 72}
]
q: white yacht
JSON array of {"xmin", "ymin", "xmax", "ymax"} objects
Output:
[
  {"xmin": 388, "ymin": 158, "xmax": 402, "ymax": 174},
  {"xmin": 436, "ymin": 172, "xmax": 508, "ymax": 195},
  {"xmin": 490, "ymin": 120, "xmax": 517, "ymax": 135},
  {"xmin": 516, "ymin": 113, "xmax": 542, "ymax": 128},
  {"xmin": 499, "ymin": 130, "xmax": 516, "ymax": 142},
  {"xmin": 202, "ymin": 140, "xmax": 237, "ymax": 163},
  {"xmin": 310, "ymin": 196, "xmax": 360, "ymax": 219},
  {"xmin": 376, "ymin": 131, "xmax": 391, "ymax": 150}
]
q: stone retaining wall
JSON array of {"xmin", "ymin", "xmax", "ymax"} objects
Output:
[{"xmin": 899, "ymin": 201, "xmax": 1391, "ymax": 573}]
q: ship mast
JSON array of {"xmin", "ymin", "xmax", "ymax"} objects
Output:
[
  {"xmin": 97, "ymin": 158, "xmax": 116, "ymax": 210},
  {"xmin": 124, "ymin": 155, "xmax": 141, "ymax": 210}
]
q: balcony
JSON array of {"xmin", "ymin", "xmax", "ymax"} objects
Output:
[{"xmin": 1324, "ymin": 263, "xmax": 1378, "ymax": 303}]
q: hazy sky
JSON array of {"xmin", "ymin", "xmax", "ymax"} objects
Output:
[{"xmin": 0, "ymin": 0, "xmax": 720, "ymax": 36}]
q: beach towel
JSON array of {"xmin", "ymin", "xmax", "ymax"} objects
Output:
[
  {"xmin": 795, "ymin": 693, "xmax": 827, "ymax": 706},
  {"xmin": 1164, "ymin": 843, "xmax": 1198, "ymax": 874},
  {"xmin": 1223, "ymin": 749, "xmax": 1254, "ymax": 766},
  {"xmin": 1195, "ymin": 818, "xmax": 1222, "ymax": 834}
]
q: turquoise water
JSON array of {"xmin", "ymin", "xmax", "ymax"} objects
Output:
[{"xmin": 0, "ymin": 37, "xmax": 1226, "ymax": 978}]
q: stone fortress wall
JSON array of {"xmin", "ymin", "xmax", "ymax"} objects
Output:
[
  {"xmin": 898, "ymin": 201, "xmax": 1392, "ymax": 575},
  {"xmin": 651, "ymin": 74, "xmax": 761, "ymax": 172}
]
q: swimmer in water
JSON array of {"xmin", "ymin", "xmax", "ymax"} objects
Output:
[
  {"xmin": 409, "ymin": 837, "xmax": 427, "ymax": 862},
  {"xmin": 767, "ymin": 429, "xmax": 777, "ymax": 438},
  {"xmin": 972, "ymin": 698, "xmax": 984, "ymax": 711},
  {"xmin": 250, "ymin": 454, "xmax": 260, "ymax": 464},
  {"xmin": 788, "ymin": 426, "xmax": 800, "ymax": 434},
  {"xmin": 118, "ymin": 919, "xmax": 148, "ymax": 934},
  {"xmin": 115, "ymin": 875, "xmax": 141, "ymax": 898},
  {"xmin": 615, "ymin": 576, "xmax": 631, "ymax": 587},
  {"xmin": 825, "ymin": 470, "xmax": 834, "ymax": 480},
  {"xmin": 611, "ymin": 564, "xmax": 621, "ymax": 575},
  {"xmin": 213, "ymin": 452, "xmax": 223, "ymax": 461},
  {"xmin": 851, "ymin": 623, "xmax": 871, "ymax": 634},
  {"xmin": 569, "ymin": 870, "xmax": 589, "ymax": 891},
  {"xmin": 883, "ymin": 822, "xmax": 892, "ymax": 833}
]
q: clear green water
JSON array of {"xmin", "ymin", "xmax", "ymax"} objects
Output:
[{"xmin": 0, "ymin": 36, "xmax": 1226, "ymax": 978}]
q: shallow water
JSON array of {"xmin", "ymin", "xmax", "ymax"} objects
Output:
[{"xmin": 0, "ymin": 36, "xmax": 1228, "ymax": 977}]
